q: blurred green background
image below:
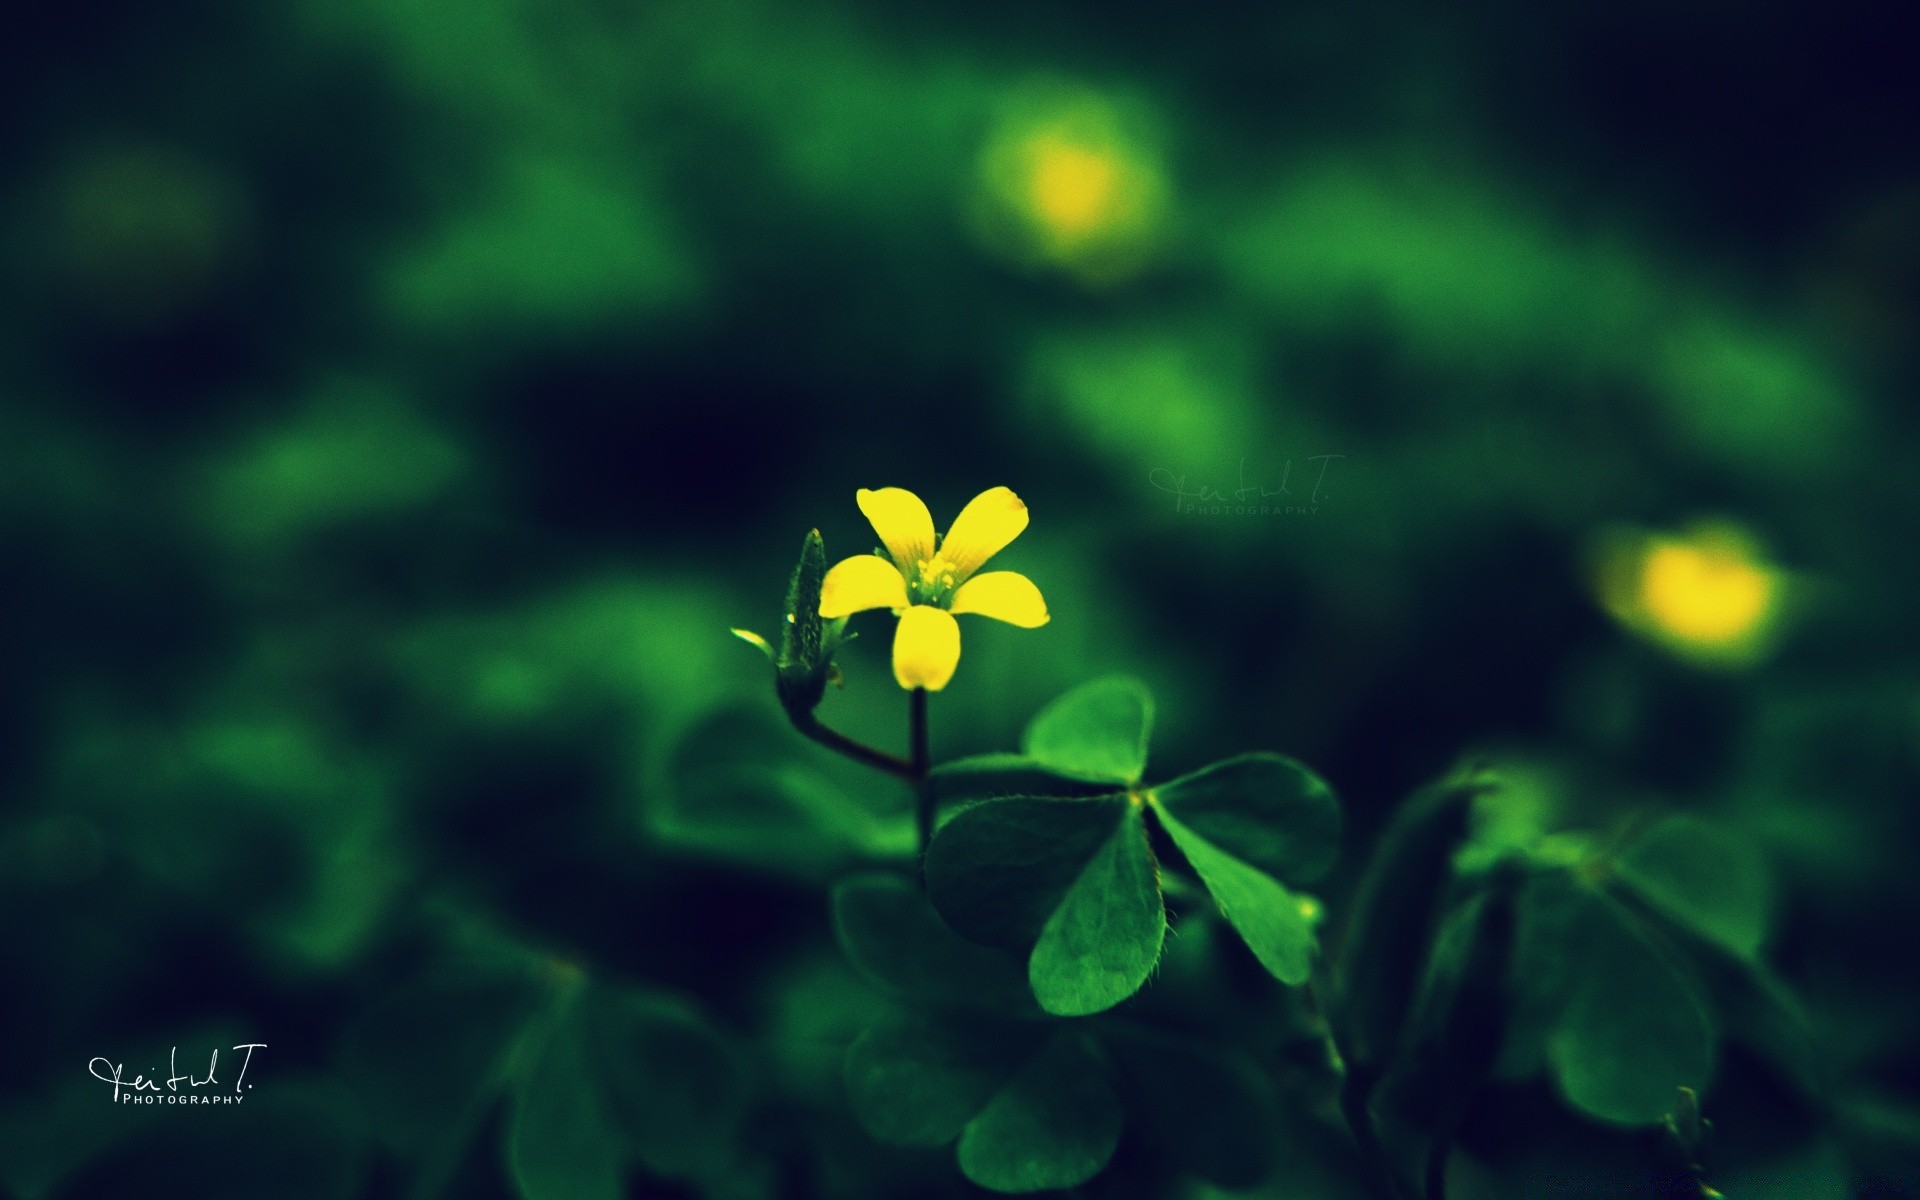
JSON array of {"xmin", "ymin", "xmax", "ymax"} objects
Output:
[{"xmin": 3, "ymin": 0, "xmax": 1919, "ymax": 1196}]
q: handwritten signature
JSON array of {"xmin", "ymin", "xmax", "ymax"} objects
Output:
[
  {"xmin": 1148, "ymin": 455, "xmax": 1344, "ymax": 513},
  {"xmin": 88, "ymin": 1044, "xmax": 265, "ymax": 1104}
]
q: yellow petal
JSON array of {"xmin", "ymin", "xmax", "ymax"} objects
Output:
[
  {"xmin": 939, "ymin": 486, "xmax": 1029, "ymax": 581},
  {"xmin": 948, "ymin": 571, "xmax": 1050, "ymax": 628},
  {"xmin": 820, "ymin": 554, "xmax": 908, "ymax": 618},
  {"xmin": 856, "ymin": 488, "xmax": 936, "ymax": 570},
  {"xmin": 892, "ymin": 605, "xmax": 961, "ymax": 691}
]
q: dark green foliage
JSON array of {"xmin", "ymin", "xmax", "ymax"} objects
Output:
[
  {"xmin": 507, "ymin": 1009, "xmax": 623, "ymax": 1200},
  {"xmin": 1334, "ymin": 770, "xmax": 1488, "ymax": 1074},
  {"xmin": 1544, "ymin": 887, "xmax": 1717, "ymax": 1125},
  {"xmin": 1615, "ymin": 814, "xmax": 1772, "ymax": 960},
  {"xmin": 843, "ymin": 1013, "xmax": 1043, "ymax": 1148},
  {"xmin": 843, "ymin": 1014, "xmax": 1121, "ymax": 1192},
  {"xmin": 337, "ymin": 959, "xmax": 549, "ymax": 1156},
  {"xmin": 953, "ymin": 1032, "xmax": 1124, "ymax": 1193},
  {"xmin": 1106, "ymin": 1026, "xmax": 1283, "ymax": 1188},
  {"xmin": 579, "ymin": 987, "xmax": 751, "ymax": 1180},
  {"xmin": 832, "ymin": 872, "xmax": 1038, "ymax": 1013}
]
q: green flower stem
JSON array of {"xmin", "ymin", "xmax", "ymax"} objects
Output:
[
  {"xmin": 789, "ymin": 711, "xmax": 916, "ymax": 780},
  {"xmin": 910, "ymin": 687, "xmax": 933, "ymax": 859}
]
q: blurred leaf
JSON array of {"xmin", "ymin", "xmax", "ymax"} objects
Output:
[
  {"xmin": 1377, "ymin": 868, "xmax": 1523, "ymax": 1153},
  {"xmin": 1021, "ymin": 676, "xmax": 1154, "ymax": 785},
  {"xmin": 198, "ymin": 379, "xmax": 466, "ymax": 548},
  {"xmin": 1404, "ymin": 871, "xmax": 1521, "ymax": 1089},
  {"xmin": 1717, "ymin": 1135, "xmax": 1851, "ymax": 1200},
  {"xmin": 954, "ymin": 1031, "xmax": 1123, "ymax": 1194},
  {"xmin": 506, "ymin": 1010, "xmax": 622, "ymax": 1200},
  {"xmin": 1154, "ymin": 752, "xmax": 1341, "ymax": 885},
  {"xmin": 842, "ymin": 1012, "xmax": 1040, "ymax": 1148},
  {"xmin": 578, "ymin": 985, "xmax": 749, "ymax": 1181},
  {"xmin": 1028, "ymin": 802, "xmax": 1165, "ymax": 1016},
  {"xmin": 831, "ymin": 872, "xmax": 1037, "ymax": 1013},
  {"xmin": 1108, "ymin": 1025, "xmax": 1281, "ymax": 1188},
  {"xmin": 337, "ymin": 960, "xmax": 546, "ymax": 1154},
  {"xmin": 661, "ymin": 706, "xmax": 911, "ymax": 876},
  {"xmin": 1546, "ymin": 886, "xmax": 1716, "ymax": 1125},
  {"xmin": 1154, "ymin": 801, "xmax": 1316, "ymax": 985},
  {"xmin": 1614, "ymin": 814, "xmax": 1772, "ymax": 959},
  {"xmin": 385, "ymin": 152, "xmax": 695, "ymax": 334},
  {"xmin": 1336, "ymin": 771, "xmax": 1487, "ymax": 1071}
]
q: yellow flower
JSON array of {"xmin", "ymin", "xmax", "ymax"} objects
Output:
[{"xmin": 820, "ymin": 487, "xmax": 1050, "ymax": 692}]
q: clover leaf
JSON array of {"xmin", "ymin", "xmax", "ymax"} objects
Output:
[
  {"xmin": 1510, "ymin": 872, "xmax": 1718, "ymax": 1126},
  {"xmin": 926, "ymin": 680, "xmax": 1340, "ymax": 1014},
  {"xmin": 831, "ymin": 872, "xmax": 1039, "ymax": 1015},
  {"xmin": 507, "ymin": 1010, "xmax": 622, "ymax": 1200},
  {"xmin": 926, "ymin": 793, "xmax": 1165, "ymax": 1016},
  {"xmin": 844, "ymin": 1013, "xmax": 1121, "ymax": 1193},
  {"xmin": 1022, "ymin": 675, "xmax": 1154, "ymax": 784},
  {"xmin": 1614, "ymin": 813, "xmax": 1772, "ymax": 961}
]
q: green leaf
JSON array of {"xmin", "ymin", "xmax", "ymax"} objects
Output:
[
  {"xmin": 578, "ymin": 986, "xmax": 748, "ymax": 1180},
  {"xmin": 831, "ymin": 872, "xmax": 1038, "ymax": 1013},
  {"xmin": 507, "ymin": 1013, "xmax": 623, "ymax": 1200},
  {"xmin": 1334, "ymin": 770, "xmax": 1487, "ymax": 1071},
  {"xmin": 661, "ymin": 706, "xmax": 910, "ymax": 876},
  {"xmin": 926, "ymin": 794, "xmax": 1165, "ymax": 1015},
  {"xmin": 1028, "ymin": 803, "xmax": 1165, "ymax": 1016},
  {"xmin": 842, "ymin": 1013, "xmax": 1041, "ymax": 1148},
  {"xmin": 926, "ymin": 794, "xmax": 1132, "ymax": 948},
  {"xmin": 1546, "ymin": 886, "xmax": 1716, "ymax": 1125},
  {"xmin": 1154, "ymin": 752, "xmax": 1341, "ymax": 884},
  {"xmin": 337, "ymin": 961, "xmax": 546, "ymax": 1154},
  {"xmin": 955, "ymin": 1032, "xmax": 1124, "ymax": 1194},
  {"xmin": 1378, "ymin": 868, "xmax": 1523, "ymax": 1135},
  {"xmin": 1022, "ymin": 676, "xmax": 1154, "ymax": 785},
  {"xmin": 1499, "ymin": 869, "xmax": 1591, "ymax": 1079},
  {"xmin": 1154, "ymin": 804, "xmax": 1316, "ymax": 985},
  {"xmin": 1614, "ymin": 814, "xmax": 1772, "ymax": 959},
  {"xmin": 1108, "ymin": 1026, "xmax": 1281, "ymax": 1188},
  {"xmin": 1403, "ymin": 869, "xmax": 1520, "ymax": 1087},
  {"xmin": 929, "ymin": 753, "xmax": 1116, "ymax": 807}
]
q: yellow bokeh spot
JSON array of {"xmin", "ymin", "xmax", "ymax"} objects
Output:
[
  {"xmin": 976, "ymin": 88, "xmax": 1167, "ymax": 280},
  {"xmin": 1026, "ymin": 134, "xmax": 1123, "ymax": 239},
  {"xmin": 1598, "ymin": 522, "xmax": 1783, "ymax": 664},
  {"xmin": 1638, "ymin": 539, "xmax": 1774, "ymax": 647}
]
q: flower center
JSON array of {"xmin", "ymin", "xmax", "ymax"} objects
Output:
[{"xmin": 912, "ymin": 554, "xmax": 960, "ymax": 605}]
